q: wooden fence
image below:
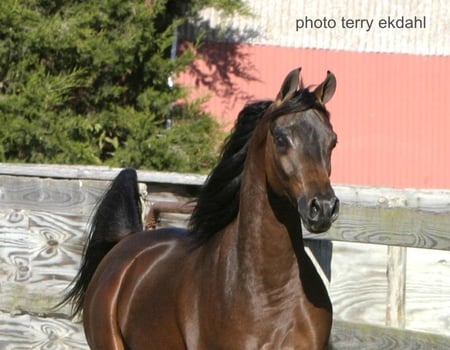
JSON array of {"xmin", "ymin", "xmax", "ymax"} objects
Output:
[{"xmin": 0, "ymin": 163, "xmax": 449, "ymax": 349}]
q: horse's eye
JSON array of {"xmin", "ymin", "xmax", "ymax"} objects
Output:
[{"xmin": 273, "ymin": 130, "xmax": 290, "ymax": 151}]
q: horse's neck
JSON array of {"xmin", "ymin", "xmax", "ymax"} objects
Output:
[
  {"xmin": 212, "ymin": 133, "xmax": 332, "ymax": 317},
  {"xmin": 225, "ymin": 133, "xmax": 304, "ymax": 294},
  {"xmin": 239, "ymin": 175, "xmax": 300, "ymax": 285}
]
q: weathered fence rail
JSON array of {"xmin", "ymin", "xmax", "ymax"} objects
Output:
[{"xmin": 1, "ymin": 163, "xmax": 449, "ymax": 349}]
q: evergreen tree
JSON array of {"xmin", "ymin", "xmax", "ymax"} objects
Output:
[{"xmin": 0, "ymin": 0, "xmax": 246, "ymax": 172}]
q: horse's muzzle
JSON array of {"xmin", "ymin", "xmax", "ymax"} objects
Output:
[{"xmin": 298, "ymin": 196, "xmax": 340, "ymax": 233}]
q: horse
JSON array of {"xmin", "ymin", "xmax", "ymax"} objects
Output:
[{"xmin": 61, "ymin": 67, "xmax": 339, "ymax": 349}]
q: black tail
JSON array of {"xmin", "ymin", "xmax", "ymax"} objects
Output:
[{"xmin": 59, "ymin": 168, "xmax": 143, "ymax": 316}]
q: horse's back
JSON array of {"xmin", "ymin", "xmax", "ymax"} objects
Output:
[{"xmin": 84, "ymin": 227, "xmax": 192, "ymax": 349}]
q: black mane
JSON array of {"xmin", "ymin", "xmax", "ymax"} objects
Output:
[{"xmin": 187, "ymin": 100, "xmax": 272, "ymax": 246}]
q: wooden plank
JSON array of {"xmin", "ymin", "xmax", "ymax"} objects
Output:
[
  {"xmin": 0, "ymin": 176, "xmax": 105, "ymax": 214},
  {"xmin": 0, "ymin": 176, "xmax": 107, "ymax": 316},
  {"xmin": 149, "ymin": 182, "xmax": 450, "ymax": 250},
  {"xmin": 323, "ymin": 205, "xmax": 450, "ymax": 250},
  {"xmin": 0, "ymin": 163, "xmax": 205, "ymax": 185},
  {"xmin": 3, "ymin": 163, "xmax": 449, "ymax": 208},
  {"xmin": 329, "ymin": 241, "xmax": 450, "ymax": 337},
  {"xmin": 386, "ymin": 246, "xmax": 406, "ymax": 328},
  {"xmin": 3, "ymin": 163, "xmax": 450, "ymax": 249},
  {"xmin": 0, "ymin": 209, "xmax": 88, "ymax": 316},
  {"xmin": 0, "ymin": 312, "xmax": 88, "ymax": 349},
  {"xmin": 335, "ymin": 185, "xmax": 450, "ymax": 213},
  {"xmin": 306, "ymin": 186, "xmax": 450, "ymax": 250},
  {"xmin": 330, "ymin": 320, "xmax": 450, "ymax": 350},
  {"xmin": 1, "ymin": 312, "xmax": 449, "ymax": 350}
]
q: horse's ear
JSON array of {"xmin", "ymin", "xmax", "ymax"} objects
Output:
[
  {"xmin": 275, "ymin": 67, "xmax": 301, "ymax": 105},
  {"xmin": 299, "ymin": 76, "xmax": 305, "ymax": 90},
  {"xmin": 313, "ymin": 71, "xmax": 336, "ymax": 104}
]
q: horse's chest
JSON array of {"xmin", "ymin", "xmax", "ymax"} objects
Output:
[
  {"xmin": 189, "ymin": 311, "xmax": 328, "ymax": 350},
  {"xmin": 204, "ymin": 326, "xmax": 316, "ymax": 350}
]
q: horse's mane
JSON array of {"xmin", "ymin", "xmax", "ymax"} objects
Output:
[{"xmin": 187, "ymin": 100, "xmax": 272, "ymax": 246}]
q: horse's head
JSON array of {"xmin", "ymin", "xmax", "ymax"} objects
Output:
[{"xmin": 265, "ymin": 68, "xmax": 339, "ymax": 233}]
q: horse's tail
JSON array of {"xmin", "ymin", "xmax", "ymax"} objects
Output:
[{"xmin": 59, "ymin": 168, "xmax": 143, "ymax": 316}]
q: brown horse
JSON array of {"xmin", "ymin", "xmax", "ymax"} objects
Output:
[{"xmin": 61, "ymin": 67, "xmax": 339, "ymax": 349}]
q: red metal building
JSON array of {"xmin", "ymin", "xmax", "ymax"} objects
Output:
[{"xmin": 177, "ymin": 1, "xmax": 449, "ymax": 189}]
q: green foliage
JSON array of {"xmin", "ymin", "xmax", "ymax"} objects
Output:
[
  {"xmin": 0, "ymin": 0, "xmax": 242, "ymax": 172},
  {"xmin": 113, "ymin": 101, "xmax": 223, "ymax": 172}
]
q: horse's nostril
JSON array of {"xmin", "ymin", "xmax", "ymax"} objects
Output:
[
  {"xmin": 330, "ymin": 197, "xmax": 340, "ymax": 221},
  {"xmin": 309, "ymin": 197, "xmax": 321, "ymax": 221}
]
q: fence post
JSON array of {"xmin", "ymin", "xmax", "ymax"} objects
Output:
[{"xmin": 386, "ymin": 245, "xmax": 407, "ymax": 328}]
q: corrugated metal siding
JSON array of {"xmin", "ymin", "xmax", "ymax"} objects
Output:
[
  {"xmin": 187, "ymin": 0, "xmax": 449, "ymax": 55},
  {"xmin": 177, "ymin": 44, "xmax": 450, "ymax": 189}
]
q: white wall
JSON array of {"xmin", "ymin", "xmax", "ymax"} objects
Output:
[{"xmin": 194, "ymin": 0, "xmax": 449, "ymax": 55}]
